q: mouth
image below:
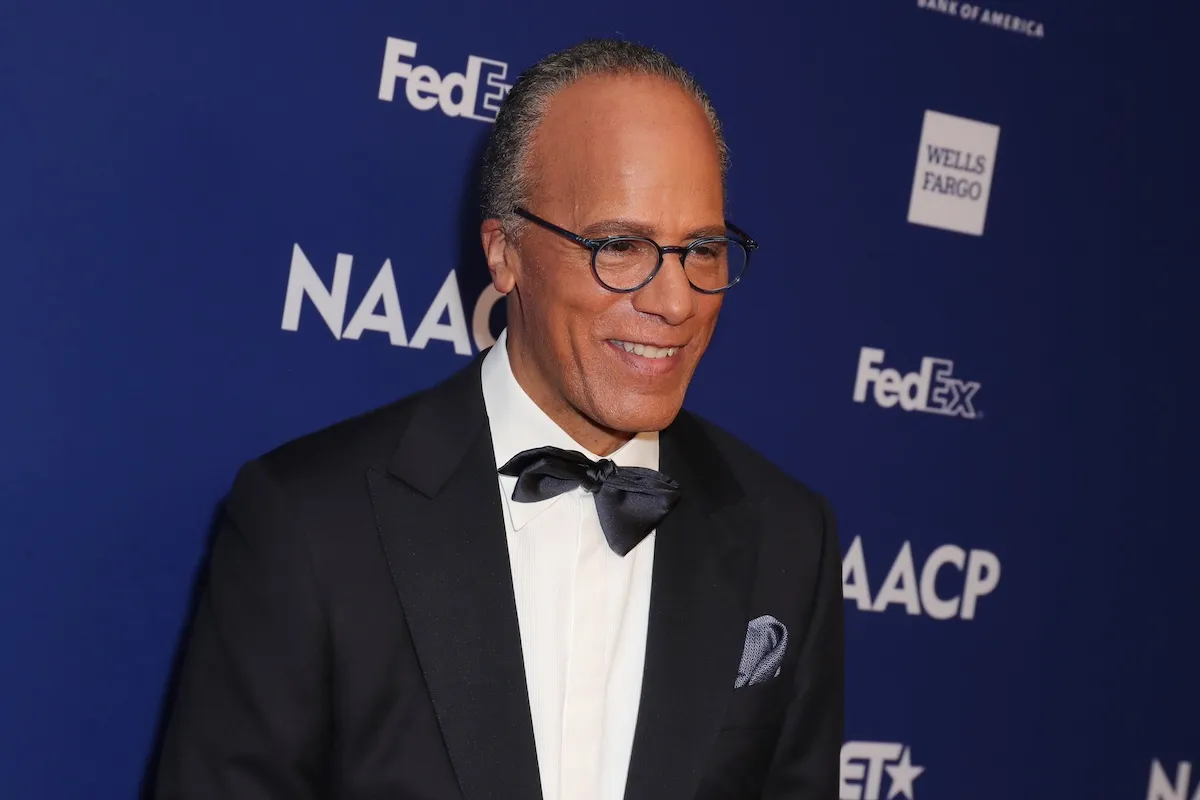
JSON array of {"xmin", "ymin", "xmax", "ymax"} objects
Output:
[{"xmin": 607, "ymin": 339, "xmax": 681, "ymax": 360}]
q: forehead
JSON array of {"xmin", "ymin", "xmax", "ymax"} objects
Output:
[{"xmin": 525, "ymin": 73, "xmax": 723, "ymax": 214}]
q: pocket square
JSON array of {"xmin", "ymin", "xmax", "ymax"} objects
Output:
[{"xmin": 734, "ymin": 614, "xmax": 788, "ymax": 688}]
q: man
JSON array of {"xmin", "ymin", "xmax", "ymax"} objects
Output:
[{"xmin": 155, "ymin": 38, "xmax": 842, "ymax": 800}]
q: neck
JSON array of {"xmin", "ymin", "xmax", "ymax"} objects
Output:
[{"xmin": 504, "ymin": 334, "xmax": 634, "ymax": 458}]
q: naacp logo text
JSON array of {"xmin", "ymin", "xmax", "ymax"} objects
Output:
[
  {"xmin": 1147, "ymin": 759, "xmax": 1199, "ymax": 800},
  {"xmin": 841, "ymin": 742, "xmax": 925, "ymax": 800},
  {"xmin": 280, "ymin": 243, "xmax": 504, "ymax": 356},
  {"xmin": 378, "ymin": 37, "xmax": 511, "ymax": 122},
  {"xmin": 842, "ymin": 536, "xmax": 1001, "ymax": 621},
  {"xmin": 907, "ymin": 110, "xmax": 1001, "ymax": 236},
  {"xmin": 853, "ymin": 347, "xmax": 982, "ymax": 420}
]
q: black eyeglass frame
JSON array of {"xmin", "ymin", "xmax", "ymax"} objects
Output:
[{"xmin": 513, "ymin": 206, "xmax": 758, "ymax": 294}]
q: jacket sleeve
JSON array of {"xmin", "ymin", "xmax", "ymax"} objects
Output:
[
  {"xmin": 762, "ymin": 492, "xmax": 845, "ymax": 799},
  {"xmin": 154, "ymin": 458, "xmax": 332, "ymax": 799}
]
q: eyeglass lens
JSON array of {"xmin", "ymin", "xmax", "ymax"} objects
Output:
[{"xmin": 594, "ymin": 238, "xmax": 748, "ymax": 291}]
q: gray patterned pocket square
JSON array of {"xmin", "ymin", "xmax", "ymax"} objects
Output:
[{"xmin": 734, "ymin": 614, "xmax": 788, "ymax": 688}]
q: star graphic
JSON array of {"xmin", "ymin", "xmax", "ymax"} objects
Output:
[{"xmin": 885, "ymin": 747, "xmax": 925, "ymax": 800}]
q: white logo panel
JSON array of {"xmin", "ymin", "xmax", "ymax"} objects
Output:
[{"xmin": 907, "ymin": 110, "xmax": 1000, "ymax": 236}]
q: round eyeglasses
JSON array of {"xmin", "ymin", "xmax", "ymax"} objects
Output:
[{"xmin": 513, "ymin": 207, "xmax": 758, "ymax": 294}]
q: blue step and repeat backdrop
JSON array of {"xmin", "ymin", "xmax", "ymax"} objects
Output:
[{"xmin": 2, "ymin": 0, "xmax": 1195, "ymax": 798}]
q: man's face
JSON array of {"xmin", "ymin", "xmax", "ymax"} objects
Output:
[{"xmin": 486, "ymin": 73, "xmax": 727, "ymax": 441}]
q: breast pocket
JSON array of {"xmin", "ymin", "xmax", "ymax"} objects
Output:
[{"xmin": 720, "ymin": 675, "xmax": 790, "ymax": 731}]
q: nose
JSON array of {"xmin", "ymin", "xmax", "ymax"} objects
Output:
[{"xmin": 630, "ymin": 252, "xmax": 696, "ymax": 325}]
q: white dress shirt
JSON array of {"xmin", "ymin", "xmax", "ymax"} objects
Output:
[{"xmin": 480, "ymin": 328, "xmax": 657, "ymax": 800}]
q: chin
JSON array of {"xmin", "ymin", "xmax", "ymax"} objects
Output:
[{"xmin": 599, "ymin": 399, "xmax": 683, "ymax": 434}]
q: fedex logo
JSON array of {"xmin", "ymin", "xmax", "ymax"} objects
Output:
[
  {"xmin": 378, "ymin": 37, "xmax": 511, "ymax": 122},
  {"xmin": 841, "ymin": 742, "xmax": 924, "ymax": 800},
  {"xmin": 852, "ymin": 346, "xmax": 981, "ymax": 420}
]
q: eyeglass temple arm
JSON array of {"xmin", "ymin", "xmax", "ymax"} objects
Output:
[
  {"xmin": 513, "ymin": 207, "xmax": 597, "ymax": 247},
  {"xmin": 724, "ymin": 219, "xmax": 758, "ymax": 249}
]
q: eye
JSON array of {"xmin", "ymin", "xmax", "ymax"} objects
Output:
[{"xmin": 688, "ymin": 241, "xmax": 727, "ymax": 262}]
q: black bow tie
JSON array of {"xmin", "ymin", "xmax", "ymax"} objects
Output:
[{"xmin": 498, "ymin": 445, "xmax": 682, "ymax": 556}]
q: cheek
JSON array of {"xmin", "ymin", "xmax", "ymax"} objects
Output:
[
  {"xmin": 527, "ymin": 262, "xmax": 617, "ymax": 359},
  {"xmin": 551, "ymin": 281, "xmax": 624, "ymax": 337},
  {"xmin": 692, "ymin": 298, "xmax": 724, "ymax": 347}
]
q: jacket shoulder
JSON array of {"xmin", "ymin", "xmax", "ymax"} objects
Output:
[
  {"xmin": 245, "ymin": 354, "xmax": 486, "ymax": 493},
  {"xmin": 258, "ymin": 394, "xmax": 416, "ymax": 482},
  {"xmin": 678, "ymin": 409, "xmax": 828, "ymax": 512},
  {"xmin": 247, "ymin": 367, "xmax": 469, "ymax": 492}
]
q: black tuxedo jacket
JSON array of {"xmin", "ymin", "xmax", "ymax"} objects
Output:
[{"xmin": 155, "ymin": 354, "xmax": 843, "ymax": 800}]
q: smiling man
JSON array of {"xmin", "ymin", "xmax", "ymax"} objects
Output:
[{"xmin": 156, "ymin": 39, "xmax": 842, "ymax": 800}]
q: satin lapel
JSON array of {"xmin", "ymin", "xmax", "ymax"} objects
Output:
[
  {"xmin": 366, "ymin": 355, "xmax": 542, "ymax": 800},
  {"xmin": 623, "ymin": 412, "xmax": 760, "ymax": 800}
]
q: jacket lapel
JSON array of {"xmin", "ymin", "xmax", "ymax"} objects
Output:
[
  {"xmin": 366, "ymin": 354, "xmax": 543, "ymax": 800},
  {"xmin": 623, "ymin": 412, "xmax": 761, "ymax": 800}
]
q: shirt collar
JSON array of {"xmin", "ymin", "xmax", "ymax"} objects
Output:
[{"xmin": 480, "ymin": 328, "xmax": 659, "ymax": 531}]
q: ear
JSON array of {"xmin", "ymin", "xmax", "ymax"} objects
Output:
[{"xmin": 481, "ymin": 218, "xmax": 517, "ymax": 294}]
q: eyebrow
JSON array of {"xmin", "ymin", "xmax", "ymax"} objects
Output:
[{"xmin": 580, "ymin": 218, "xmax": 729, "ymax": 241}]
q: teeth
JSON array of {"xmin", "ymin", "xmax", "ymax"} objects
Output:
[{"xmin": 612, "ymin": 340, "xmax": 679, "ymax": 359}]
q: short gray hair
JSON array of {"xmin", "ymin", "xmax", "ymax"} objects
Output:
[{"xmin": 479, "ymin": 38, "xmax": 729, "ymax": 227}]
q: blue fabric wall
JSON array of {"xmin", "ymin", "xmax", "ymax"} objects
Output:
[{"xmin": 1, "ymin": 1, "xmax": 1194, "ymax": 797}]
